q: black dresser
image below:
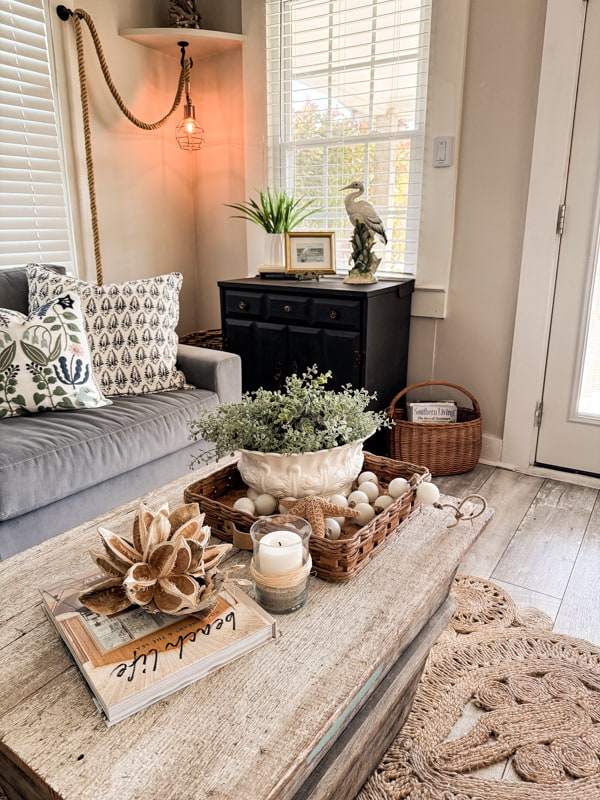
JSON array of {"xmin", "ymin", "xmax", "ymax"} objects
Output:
[{"xmin": 218, "ymin": 276, "xmax": 414, "ymax": 414}]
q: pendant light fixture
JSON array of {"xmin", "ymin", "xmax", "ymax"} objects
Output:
[
  {"xmin": 175, "ymin": 42, "xmax": 205, "ymax": 151},
  {"xmin": 55, "ymin": 8, "xmax": 205, "ymax": 283}
]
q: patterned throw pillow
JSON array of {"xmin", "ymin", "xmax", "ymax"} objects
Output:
[
  {"xmin": 0, "ymin": 293, "xmax": 110, "ymax": 418},
  {"xmin": 27, "ymin": 265, "xmax": 186, "ymax": 397}
]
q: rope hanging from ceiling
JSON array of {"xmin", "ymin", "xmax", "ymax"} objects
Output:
[{"xmin": 58, "ymin": 7, "xmax": 190, "ymax": 285}]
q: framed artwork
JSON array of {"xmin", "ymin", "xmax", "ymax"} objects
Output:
[{"xmin": 284, "ymin": 232, "xmax": 336, "ymax": 275}]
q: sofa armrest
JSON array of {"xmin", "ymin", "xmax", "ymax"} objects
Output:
[{"xmin": 177, "ymin": 344, "xmax": 242, "ymax": 404}]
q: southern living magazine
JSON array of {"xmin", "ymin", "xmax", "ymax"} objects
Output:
[{"xmin": 41, "ymin": 573, "xmax": 276, "ymax": 725}]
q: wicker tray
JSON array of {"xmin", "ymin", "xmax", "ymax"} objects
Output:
[
  {"xmin": 183, "ymin": 452, "xmax": 430, "ymax": 583},
  {"xmin": 387, "ymin": 381, "xmax": 482, "ymax": 476},
  {"xmin": 179, "ymin": 329, "xmax": 223, "ymax": 350}
]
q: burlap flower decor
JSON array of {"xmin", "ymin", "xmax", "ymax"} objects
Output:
[{"xmin": 79, "ymin": 502, "xmax": 232, "ymax": 618}]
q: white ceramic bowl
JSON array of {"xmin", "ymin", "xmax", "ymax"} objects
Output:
[{"xmin": 237, "ymin": 436, "xmax": 371, "ymax": 499}]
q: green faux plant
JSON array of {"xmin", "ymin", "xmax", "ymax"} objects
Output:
[
  {"xmin": 224, "ymin": 187, "xmax": 321, "ymax": 233},
  {"xmin": 189, "ymin": 366, "xmax": 391, "ymax": 466}
]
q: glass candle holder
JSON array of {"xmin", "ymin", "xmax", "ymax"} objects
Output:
[{"xmin": 249, "ymin": 515, "xmax": 312, "ymax": 614}]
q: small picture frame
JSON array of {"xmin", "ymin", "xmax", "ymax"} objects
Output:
[{"xmin": 284, "ymin": 232, "xmax": 336, "ymax": 275}]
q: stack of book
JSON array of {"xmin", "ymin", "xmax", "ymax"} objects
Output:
[{"xmin": 41, "ymin": 573, "xmax": 276, "ymax": 725}]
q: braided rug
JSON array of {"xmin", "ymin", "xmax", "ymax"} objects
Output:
[{"xmin": 357, "ymin": 576, "xmax": 600, "ymax": 800}]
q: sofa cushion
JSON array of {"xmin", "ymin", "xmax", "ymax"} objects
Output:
[
  {"xmin": 27, "ymin": 265, "xmax": 186, "ymax": 397},
  {"xmin": 0, "ymin": 387, "xmax": 217, "ymax": 521},
  {"xmin": 0, "ymin": 293, "xmax": 110, "ymax": 418},
  {"xmin": 0, "ymin": 264, "xmax": 66, "ymax": 315}
]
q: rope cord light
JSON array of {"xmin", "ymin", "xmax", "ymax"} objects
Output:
[{"xmin": 57, "ymin": 6, "xmax": 191, "ymax": 284}]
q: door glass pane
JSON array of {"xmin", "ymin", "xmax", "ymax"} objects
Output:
[{"xmin": 577, "ymin": 241, "xmax": 600, "ymax": 417}]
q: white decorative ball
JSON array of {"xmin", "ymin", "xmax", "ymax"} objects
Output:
[
  {"xmin": 354, "ymin": 502, "xmax": 376, "ymax": 526},
  {"xmin": 388, "ymin": 477, "xmax": 410, "ymax": 498},
  {"xmin": 348, "ymin": 489, "xmax": 369, "ymax": 508},
  {"xmin": 233, "ymin": 497, "xmax": 256, "ymax": 515},
  {"xmin": 374, "ymin": 494, "xmax": 394, "ymax": 513},
  {"xmin": 358, "ymin": 480, "xmax": 379, "ymax": 503},
  {"xmin": 416, "ymin": 482, "xmax": 440, "ymax": 506},
  {"xmin": 329, "ymin": 493, "xmax": 349, "ymax": 507},
  {"xmin": 358, "ymin": 471, "xmax": 378, "ymax": 485},
  {"xmin": 246, "ymin": 487, "xmax": 260, "ymax": 501},
  {"xmin": 324, "ymin": 518, "xmax": 342, "ymax": 540},
  {"xmin": 278, "ymin": 497, "xmax": 296, "ymax": 513},
  {"xmin": 253, "ymin": 493, "xmax": 278, "ymax": 516}
]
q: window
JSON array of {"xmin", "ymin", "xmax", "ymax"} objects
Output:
[
  {"xmin": 266, "ymin": 0, "xmax": 431, "ymax": 277},
  {"xmin": 1, "ymin": 0, "xmax": 74, "ymax": 271}
]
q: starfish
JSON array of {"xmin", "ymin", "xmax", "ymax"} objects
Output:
[{"xmin": 280, "ymin": 496, "xmax": 359, "ymax": 538}]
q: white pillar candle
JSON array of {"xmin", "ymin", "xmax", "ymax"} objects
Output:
[{"xmin": 258, "ymin": 530, "xmax": 303, "ymax": 575}]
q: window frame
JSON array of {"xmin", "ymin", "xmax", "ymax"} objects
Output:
[
  {"xmin": 264, "ymin": 0, "xmax": 468, "ymax": 317},
  {"xmin": 266, "ymin": 0, "xmax": 432, "ymax": 280},
  {"xmin": 1, "ymin": 0, "xmax": 79, "ymax": 273}
]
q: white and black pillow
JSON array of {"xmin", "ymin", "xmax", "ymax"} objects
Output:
[{"xmin": 27, "ymin": 265, "xmax": 186, "ymax": 397}]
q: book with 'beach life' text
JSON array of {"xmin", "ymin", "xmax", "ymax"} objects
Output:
[{"xmin": 41, "ymin": 572, "xmax": 276, "ymax": 725}]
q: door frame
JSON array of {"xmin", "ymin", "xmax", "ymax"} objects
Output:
[{"xmin": 501, "ymin": 0, "xmax": 598, "ymax": 484}]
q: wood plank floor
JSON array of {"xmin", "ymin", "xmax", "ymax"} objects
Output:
[{"xmin": 435, "ymin": 464, "xmax": 600, "ymax": 646}]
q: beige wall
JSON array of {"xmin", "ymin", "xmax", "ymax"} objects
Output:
[
  {"xmin": 408, "ymin": 0, "xmax": 547, "ymax": 452},
  {"xmin": 52, "ymin": 0, "xmax": 200, "ymax": 334},
  {"xmin": 52, "ymin": 0, "xmax": 548, "ymax": 456}
]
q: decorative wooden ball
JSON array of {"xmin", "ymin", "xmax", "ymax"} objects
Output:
[
  {"xmin": 353, "ymin": 502, "xmax": 376, "ymax": 526},
  {"xmin": 254, "ymin": 493, "xmax": 278, "ymax": 515},
  {"xmin": 358, "ymin": 470, "xmax": 378, "ymax": 485},
  {"xmin": 416, "ymin": 482, "xmax": 440, "ymax": 506},
  {"xmin": 324, "ymin": 518, "xmax": 342, "ymax": 540},
  {"xmin": 388, "ymin": 477, "xmax": 410, "ymax": 498},
  {"xmin": 233, "ymin": 497, "xmax": 256, "ymax": 515},
  {"xmin": 358, "ymin": 480, "xmax": 379, "ymax": 503},
  {"xmin": 348, "ymin": 489, "xmax": 369, "ymax": 508},
  {"xmin": 329, "ymin": 493, "xmax": 349, "ymax": 507},
  {"xmin": 374, "ymin": 494, "xmax": 394, "ymax": 513}
]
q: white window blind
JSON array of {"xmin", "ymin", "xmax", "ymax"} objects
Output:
[
  {"xmin": 266, "ymin": 0, "xmax": 431, "ymax": 277},
  {"xmin": 1, "ymin": 0, "xmax": 74, "ymax": 271}
]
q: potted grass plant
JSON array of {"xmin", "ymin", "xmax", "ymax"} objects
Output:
[
  {"xmin": 189, "ymin": 366, "xmax": 391, "ymax": 498},
  {"xmin": 225, "ymin": 187, "xmax": 322, "ymax": 268}
]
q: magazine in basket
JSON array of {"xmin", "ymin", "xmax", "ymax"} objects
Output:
[{"xmin": 41, "ymin": 573, "xmax": 276, "ymax": 726}]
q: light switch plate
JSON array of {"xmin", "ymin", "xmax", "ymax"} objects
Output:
[{"xmin": 433, "ymin": 136, "xmax": 453, "ymax": 168}]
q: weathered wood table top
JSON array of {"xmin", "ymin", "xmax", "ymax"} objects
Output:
[{"xmin": 0, "ymin": 461, "xmax": 492, "ymax": 800}]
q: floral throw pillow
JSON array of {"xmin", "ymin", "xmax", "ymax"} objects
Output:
[
  {"xmin": 0, "ymin": 293, "xmax": 110, "ymax": 418},
  {"xmin": 27, "ymin": 265, "xmax": 186, "ymax": 397}
]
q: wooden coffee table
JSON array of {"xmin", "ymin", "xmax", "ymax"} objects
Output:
[{"xmin": 0, "ymin": 461, "xmax": 492, "ymax": 800}]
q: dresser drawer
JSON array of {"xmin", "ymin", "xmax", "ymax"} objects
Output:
[
  {"xmin": 312, "ymin": 298, "xmax": 361, "ymax": 330},
  {"xmin": 224, "ymin": 290, "xmax": 262, "ymax": 318},
  {"xmin": 265, "ymin": 293, "xmax": 311, "ymax": 323}
]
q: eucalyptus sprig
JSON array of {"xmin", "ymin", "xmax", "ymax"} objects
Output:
[
  {"xmin": 224, "ymin": 187, "xmax": 321, "ymax": 233},
  {"xmin": 189, "ymin": 366, "xmax": 391, "ymax": 466}
]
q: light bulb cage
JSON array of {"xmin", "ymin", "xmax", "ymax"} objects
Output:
[{"xmin": 175, "ymin": 105, "xmax": 205, "ymax": 151}]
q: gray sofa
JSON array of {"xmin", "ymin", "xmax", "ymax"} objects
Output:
[{"xmin": 0, "ymin": 266, "xmax": 241, "ymax": 560}]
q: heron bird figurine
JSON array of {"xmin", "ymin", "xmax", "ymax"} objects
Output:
[{"xmin": 342, "ymin": 181, "xmax": 387, "ymax": 245}]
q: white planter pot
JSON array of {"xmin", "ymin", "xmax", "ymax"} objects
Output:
[
  {"xmin": 237, "ymin": 437, "xmax": 369, "ymax": 499},
  {"xmin": 260, "ymin": 232, "xmax": 285, "ymax": 269}
]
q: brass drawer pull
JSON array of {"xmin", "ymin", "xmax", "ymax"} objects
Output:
[
  {"xmin": 283, "ymin": 304, "xmax": 292, "ymax": 313},
  {"xmin": 238, "ymin": 301, "xmax": 248, "ymax": 310},
  {"xmin": 329, "ymin": 310, "xmax": 339, "ymax": 319}
]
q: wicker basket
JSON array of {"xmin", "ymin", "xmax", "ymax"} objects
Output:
[
  {"xmin": 387, "ymin": 381, "xmax": 482, "ymax": 476},
  {"xmin": 179, "ymin": 329, "xmax": 223, "ymax": 350},
  {"xmin": 184, "ymin": 452, "xmax": 430, "ymax": 583}
]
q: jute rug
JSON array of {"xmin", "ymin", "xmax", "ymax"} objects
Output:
[{"xmin": 357, "ymin": 575, "xmax": 600, "ymax": 800}]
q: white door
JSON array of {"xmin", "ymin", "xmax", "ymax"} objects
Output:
[{"xmin": 536, "ymin": 0, "xmax": 600, "ymax": 477}]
